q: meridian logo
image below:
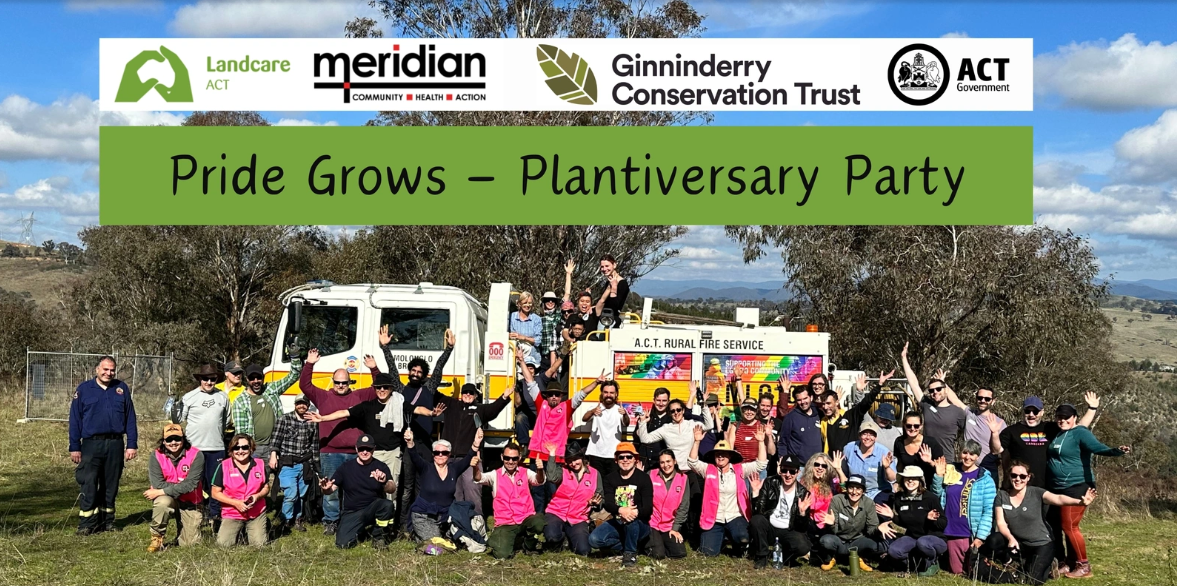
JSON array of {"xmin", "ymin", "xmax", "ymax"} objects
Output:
[
  {"xmin": 312, "ymin": 44, "xmax": 487, "ymax": 104},
  {"xmin": 536, "ymin": 45, "xmax": 597, "ymax": 105},
  {"xmin": 887, "ymin": 43, "xmax": 949, "ymax": 106},
  {"xmin": 115, "ymin": 45, "xmax": 192, "ymax": 103}
]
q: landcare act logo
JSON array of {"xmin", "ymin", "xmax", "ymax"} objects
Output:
[
  {"xmin": 115, "ymin": 45, "xmax": 192, "ymax": 103},
  {"xmin": 887, "ymin": 43, "xmax": 949, "ymax": 106},
  {"xmin": 536, "ymin": 44, "xmax": 597, "ymax": 105}
]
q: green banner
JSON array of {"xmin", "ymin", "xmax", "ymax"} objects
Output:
[{"xmin": 99, "ymin": 126, "xmax": 1031, "ymax": 225}]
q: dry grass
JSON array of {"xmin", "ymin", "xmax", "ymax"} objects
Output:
[
  {"xmin": 0, "ymin": 257, "xmax": 86, "ymax": 308},
  {"xmin": 1102, "ymin": 307, "xmax": 1177, "ymax": 365}
]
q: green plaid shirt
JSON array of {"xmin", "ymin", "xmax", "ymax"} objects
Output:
[
  {"xmin": 230, "ymin": 358, "xmax": 302, "ymax": 438},
  {"xmin": 541, "ymin": 310, "xmax": 563, "ymax": 355}
]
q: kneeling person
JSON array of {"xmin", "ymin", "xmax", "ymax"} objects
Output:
[
  {"xmin": 589, "ymin": 442, "xmax": 652, "ymax": 568},
  {"xmin": 144, "ymin": 423, "xmax": 204, "ymax": 552},
  {"xmin": 320, "ymin": 434, "xmax": 397, "ymax": 549},
  {"xmin": 476, "ymin": 443, "xmax": 546, "ymax": 558},
  {"xmin": 816, "ymin": 474, "xmax": 881, "ymax": 573},
  {"xmin": 211, "ymin": 434, "xmax": 270, "ymax": 548},
  {"xmin": 544, "ymin": 443, "xmax": 602, "ymax": 555},
  {"xmin": 647, "ymin": 449, "xmax": 690, "ymax": 560},
  {"xmin": 749, "ymin": 455, "xmax": 813, "ymax": 569}
]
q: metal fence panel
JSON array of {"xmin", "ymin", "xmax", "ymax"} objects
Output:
[{"xmin": 23, "ymin": 351, "xmax": 174, "ymax": 422}]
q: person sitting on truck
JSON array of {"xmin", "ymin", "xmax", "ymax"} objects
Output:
[
  {"xmin": 539, "ymin": 290, "xmax": 564, "ymax": 371},
  {"xmin": 595, "ymin": 254, "xmax": 629, "ymax": 326},
  {"xmin": 543, "ymin": 442, "xmax": 603, "ymax": 556},
  {"xmin": 434, "ymin": 382, "xmax": 513, "ymax": 516},
  {"xmin": 510, "ymin": 292, "xmax": 544, "ymax": 366},
  {"xmin": 563, "ymin": 291, "xmax": 600, "ymax": 342},
  {"xmin": 582, "ymin": 380, "xmax": 630, "ymax": 477},
  {"xmin": 777, "ymin": 381, "xmax": 822, "ymax": 462}
]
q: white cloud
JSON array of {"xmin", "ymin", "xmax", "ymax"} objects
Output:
[
  {"xmin": 1036, "ymin": 33, "xmax": 1177, "ymax": 110},
  {"xmin": 677, "ymin": 246, "xmax": 733, "ymax": 260},
  {"xmin": 274, "ymin": 118, "xmax": 340, "ymax": 127},
  {"xmin": 0, "ymin": 176, "xmax": 99, "ymax": 216},
  {"xmin": 0, "ymin": 94, "xmax": 182, "ymax": 162},
  {"xmin": 1033, "ymin": 161, "xmax": 1085, "ymax": 188},
  {"xmin": 1034, "ymin": 183, "xmax": 1164, "ymax": 217},
  {"xmin": 941, "ymin": 31, "xmax": 969, "ymax": 39},
  {"xmin": 170, "ymin": 1, "xmax": 378, "ymax": 37},
  {"xmin": 1113, "ymin": 109, "xmax": 1177, "ymax": 183}
]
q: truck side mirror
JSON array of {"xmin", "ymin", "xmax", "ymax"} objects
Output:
[{"xmin": 288, "ymin": 301, "xmax": 304, "ymax": 334}]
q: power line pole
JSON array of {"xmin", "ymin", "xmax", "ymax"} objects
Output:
[{"xmin": 18, "ymin": 212, "xmax": 35, "ymax": 245}]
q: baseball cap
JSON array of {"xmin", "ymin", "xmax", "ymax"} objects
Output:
[
  {"xmin": 859, "ymin": 419, "xmax": 881, "ymax": 436},
  {"xmin": 162, "ymin": 422, "xmax": 183, "ymax": 438},
  {"xmin": 243, "ymin": 364, "xmax": 265, "ymax": 378},
  {"xmin": 294, "ymin": 394, "xmax": 310, "ymax": 405},
  {"xmin": 1023, "ymin": 396, "xmax": 1045, "ymax": 410},
  {"xmin": 355, "ymin": 434, "xmax": 376, "ymax": 451},
  {"xmin": 874, "ymin": 403, "xmax": 896, "ymax": 421},
  {"xmin": 1055, "ymin": 403, "xmax": 1078, "ymax": 419},
  {"xmin": 845, "ymin": 474, "xmax": 867, "ymax": 488},
  {"xmin": 460, "ymin": 383, "xmax": 482, "ymax": 399},
  {"xmin": 223, "ymin": 360, "xmax": 244, "ymax": 375},
  {"xmin": 740, "ymin": 397, "xmax": 757, "ymax": 410},
  {"xmin": 778, "ymin": 455, "xmax": 803, "ymax": 471}
]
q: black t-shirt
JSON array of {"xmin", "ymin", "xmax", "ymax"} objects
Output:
[
  {"xmin": 602, "ymin": 278, "xmax": 630, "ymax": 320},
  {"xmin": 602, "ymin": 468, "xmax": 654, "ymax": 522},
  {"xmin": 892, "ymin": 436, "xmax": 943, "ymax": 487},
  {"xmin": 401, "ymin": 383, "xmax": 435, "ymax": 442},
  {"xmin": 331, "ymin": 457, "xmax": 393, "ymax": 513},
  {"xmin": 999, "ymin": 422, "xmax": 1061, "ymax": 488},
  {"xmin": 567, "ymin": 311, "xmax": 600, "ymax": 338},
  {"xmin": 348, "ymin": 399, "xmax": 406, "ymax": 451}
]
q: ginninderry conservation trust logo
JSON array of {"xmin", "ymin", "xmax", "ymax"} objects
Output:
[
  {"xmin": 888, "ymin": 43, "xmax": 949, "ymax": 106},
  {"xmin": 115, "ymin": 45, "xmax": 193, "ymax": 103},
  {"xmin": 536, "ymin": 44, "xmax": 597, "ymax": 105}
]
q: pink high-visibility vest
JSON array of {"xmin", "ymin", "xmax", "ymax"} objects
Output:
[
  {"xmin": 649, "ymin": 470, "xmax": 688, "ymax": 532},
  {"xmin": 218, "ymin": 458, "xmax": 267, "ymax": 520},
  {"xmin": 546, "ymin": 467, "xmax": 597, "ymax": 524},
  {"xmin": 699, "ymin": 463, "xmax": 749, "ymax": 530},
  {"xmin": 155, "ymin": 447, "xmax": 203, "ymax": 505},
  {"xmin": 492, "ymin": 467, "xmax": 536, "ymax": 526},
  {"xmin": 528, "ymin": 399, "xmax": 573, "ymax": 462}
]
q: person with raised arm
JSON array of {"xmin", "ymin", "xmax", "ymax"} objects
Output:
[
  {"xmin": 403, "ymin": 427, "xmax": 484, "ymax": 552},
  {"xmin": 901, "ymin": 343, "xmax": 966, "ymax": 459},
  {"xmin": 543, "ymin": 442, "xmax": 603, "ymax": 555},
  {"xmin": 687, "ymin": 423, "xmax": 767, "ymax": 557},
  {"xmin": 749, "ymin": 454, "xmax": 813, "ymax": 569}
]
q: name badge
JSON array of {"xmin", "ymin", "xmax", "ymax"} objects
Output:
[
  {"xmin": 900, "ymin": 505, "xmax": 910, "ymax": 511},
  {"xmin": 1002, "ymin": 504, "xmax": 1014, "ymax": 510},
  {"xmin": 928, "ymin": 405, "xmax": 939, "ymax": 414},
  {"xmin": 839, "ymin": 513, "xmax": 850, "ymax": 521},
  {"xmin": 744, "ymin": 436, "xmax": 753, "ymax": 441},
  {"xmin": 868, "ymin": 467, "xmax": 878, "ymax": 472}
]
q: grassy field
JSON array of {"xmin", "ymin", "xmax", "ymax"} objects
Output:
[
  {"xmin": 1, "ymin": 391, "xmax": 1176, "ymax": 586},
  {"xmin": 1101, "ymin": 307, "xmax": 1177, "ymax": 365},
  {"xmin": 0, "ymin": 257, "xmax": 86, "ymax": 307}
]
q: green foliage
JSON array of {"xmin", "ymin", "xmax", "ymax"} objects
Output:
[{"xmin": 0, "ymin": 288, "xmax": 60, "ymax": 377}]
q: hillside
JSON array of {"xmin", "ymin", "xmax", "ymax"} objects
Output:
[
  {"xmin": 0, "ymin": 257, "xmax": 87, "ymax": 306},
  {"xmin": 1102, "ymin": 306, "xmax": 1177, "ymax": 365}
]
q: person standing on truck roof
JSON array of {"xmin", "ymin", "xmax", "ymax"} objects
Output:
[
  {"xmin": 510, "ymin": 292, "xmax": 544, "ymax": 366},
  {"xmin": 901, "ymin": 343, "xmax": 966, "ymax": 458},
  {"xmin": 296, "ymin": 347, "xmax": 380, "ymax": 536},
  {"xmin": 777, "ymin": 378, "xmax": 823, "ymax": 462},
  {"xmin": 375, "ymin": 323, "xmax": 455, "ymax": 538},
  {"xmin": 583, "ymin": 380, "xmax": 630, "ymax": 477},
  {"xmin": 70, "ymin": 355, "xmax": 138, "ymax": 536},
  {"xmin": 172, "ymin": 364, "xmax": 231, "ymax": 527},
  {"xmin": 434, "ymin": 380, "xmax": 513, "ymax": 515},
  {"xmin": 595, "ymin": 254, "xmax": 629, "ymax": 327}
]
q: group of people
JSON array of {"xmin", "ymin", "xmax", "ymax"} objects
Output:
[{"xmin": 67, "ymin": 257, "xmax": 1129, "ymax": 581}]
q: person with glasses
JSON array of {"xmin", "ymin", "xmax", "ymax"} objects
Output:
[
  {"xmin": 989, "ymin": 461, "xmax": 1096, "ymax": 584},
  {"xmin": 638, "ymin": 396, "xmax": 714, "ymax": 545},
  {"xmin": 319, "ymin": 434, "xmax": 397, "ymax": 549},
  {"xmin": 877, "ymin": 466, "xmax": 947, "ymax": 577},
  {"xmin": 173, "ymin": 364, "xmax": 232, "ymax": 526},
  {"xmin": 475, "ymin": 443, "xmax": 547, "ymax": 558},
  {"xmin": 145, "ymin": 422, "xmax": 203, "ymax": 552},
  {"xmin": 431, "ymin": 380, "xmax": 513, "ymax": 516},
  {"xmin": 892, "ymin": 411, "xmax": 943, "ymax": 488},
  {"xmin": 815, "ymin": 474, "xmax": 882, "ymax": 573},
  {"xmin": 1046, "ymin": 404, "xmax": 1130, "ymax": 579},
  {"xmin": 297, "ymin": 347, "xmax": 381, "ymax": 536},
  {"xmin": 540, "ymin": 287, "xmax": 565, "ymax": 372},
  {"xmin": 749, "ymin": 454, "xmax": 813, "ymax": 569},
  {"xmin": 943, "ymin": 384, "xmax": 1006, "ymax": 481},
  {"xmin": 589, "ymin": 442, "xmax": 652, "ymax": 567},
  {"xmin": 271, "ymin": 395, "xmax": 317, "ymax": 533},
  {"xmin": 777, "ymin": 379, "xmax": 823, "ymax": 463},
  {"xmin": 69, "ymin": 355, "xmax": 138, "ymax": 536},
  {"xmin": 647, "ymin": 449, "xmax": 690, "ymax": 560},
  {"xmin": 211, "ymin": 434, "xmax": 270, "ymax": 547},
  {"xmin": 403, "ymin": 428, "xmax": 484, "ymax": 551},
  {"xmin": 230, "ymin": 361, "xmax": 302, "ymax": 469},
  {"xmin": 543, "ymin": 443, "xmax": 603, "ymax": 555},
  {"xmin": 901, "ymin": 343, "xmax": 966, "ymax": 460},
  {"xmin": 799, "ymin": 452, "xmax": 839, "ymax": 532},
  {"xmin": 688, "ymin": 425, "xmax": 767, "ymax": 558},
  {"xmin": 930, "ymin": 439, "xmax": 996, "ymax": 575}
]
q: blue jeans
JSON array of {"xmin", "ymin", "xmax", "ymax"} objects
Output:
[
  {"xmin": 201, "ymin": 450, "xmax": 226, "ymax": 519},
  {"xmin": 320, "ymin": 452, "xmax": 356, "ymax": 523},
  {"xmin": 278, "ymin": 463, "xmax": 308, "ymax": 521},
  {"xmin": 700, "ymin": 516, "xmax": 750, "ymax": 557},
  {"xmin": 589, "ymin": 518, "xmax": 650, "ymax": 554}
]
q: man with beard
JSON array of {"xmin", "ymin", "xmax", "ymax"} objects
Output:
[
  {"xmin": 230, "ymin": 361, "xmax": 302, "ymax": 466},
  {"xmin": 636, "ymin": 387, "xmax": 673, "ymax": 470},
  {"xmin": 582, "ymin": 380, "xmax": 629, "ymax": 477},
  {"xmin": 589, "ymin": 442, "xmax": 653, "ymax": 568},
  {"xmin": 297, "ymin": 348, "xmax": 380, "ymax": 535},
  {"xmin": 945, "ymin": 385, "xmax": 1006, "ymax": 480},
  {"xmin": 376, "ymin": 324, "xmax": 455, "ymax": 536},
  {"xmin": 271, "ymin": 395, "xmax": 317, "ymax": 532}
]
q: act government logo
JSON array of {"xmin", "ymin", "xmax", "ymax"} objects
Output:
[
  {"xmin": 888, "ymin": 43, "xmax": 949, "ymax": 106},
  {"xmin": 115, "ymin": 45, "xmax": 192, "ymax": 103}
]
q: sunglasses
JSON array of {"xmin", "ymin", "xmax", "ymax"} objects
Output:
[
  {"xmin": 164, "ymin": 436, "xmax": 183, "ymax": 443},
  {"xmin": 976, "ymin": 395, "xmax": 993, "ymax": 402},
  {"xmin": 333, "ymin": 380, "xmax": 354, "ymax": 386},
  {"xmin": 616, "ymin": 454, "xmax": 635, "ymax": 461},
  {"xmin": 905, "ymin": 424, "xmax": 922, "ymax": 430},
  {"xmin": 812, "ymin": 463, "xmax": 828, "ymax": 469},
  {"xmin": 781, "ymin": 469, "xmax": 799, "ymax": 475},
  {"xmin": 669, "ymin": 408, "xmax": 684, "ymax": 413},
  {"xmin": 1023, "ymin": 408, "xmax": 1041, "ymax": 415},
  {"xmin": 247, "ymin": 375, "xmax": 264, "ymax": 382},
  {"xmin": 199, "ymin": 376, "xmax": 217, "ymax": 382},
  {"xmin": 232, "ymin": 445, "xmax": 251, "ymax": 452},
  {"xmin": 433, "ymin": 450, "xmax": 451, "ymax": 456},
  {"xmin": 1010, "ymin": 473, "xmax": 1030, "ymax": 480},
  {"xmin": 374, "ymin": 385, "xmax": 392, "ymax": 391},
  {"xmin": 357, "ymin": 447, "xmax": 373, "ymax": 453},
  {"xmin": 502, "ymin": 455, "xmax": 520, "ymax": 462},
  {"xmin": 928, "ymin": 386, "xmax": 946, "ymax": 393}
]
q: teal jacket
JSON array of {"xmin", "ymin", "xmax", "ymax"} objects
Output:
[
  {"xmin": 1047, "ymin": 426, "xmax": 1124, "ymax": 491},
  {"xmin": 931, "ymin": 466, "xmax": 995, "ymax": 541}
]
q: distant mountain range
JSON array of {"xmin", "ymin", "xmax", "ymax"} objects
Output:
[{"xmin": 635, "ymin": 278, "xmax": 1177, "ymax": 303}]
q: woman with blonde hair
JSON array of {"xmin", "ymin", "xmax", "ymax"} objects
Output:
[
  {"xmin": 800, "ymin": 451, "xmax": 840, "ymax": 531},
  {"xmin": 509, "ymin": 291, "xmax": 543, "ymax": 365}
]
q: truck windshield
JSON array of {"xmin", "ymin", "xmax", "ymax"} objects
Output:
[
  {"xmin": 284, "ymin": 305, "xmax": 358, "ymax": 361},
  {"xmin": 380, "ymin": 308, "xmax": 451, "ymax": 351}
]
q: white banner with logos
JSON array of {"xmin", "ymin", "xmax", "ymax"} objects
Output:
[{"xmin": 100, "ymin": 37, "xmax": 1032, "ymax": 112}]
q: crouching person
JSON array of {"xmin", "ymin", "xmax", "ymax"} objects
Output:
[
  {"xmin": 212, "ymin": 434, "xmax": 270, "ymax": 548},
  {"xmin": 647, "ymin": 449, "xmax": 690, "ymax": 560},
  {"xmin": 687, "ymin": 426, "xmax": 767, "ymax": 557},
  {"xmin": 144, "ymin": 423, "xmax": 204, "ymax": 552},
  {"xmin": 405, "ymin": 429, "xmax": 485, "ymax": 553},
  {"xmin": 816, "ymin": 474, "xmax": 881, "ymax": 573},
  {"xmin": 320, "ymin": 434, "xmax": 396, "ymax": 549},
  {"xmin": 476, "ymin": 443, "xmax": 546, "ymax": 558},
  {"xmin": 544, "ymin": 443, "xmax": 602, "ymax": 555},
  {"xmin": 589, "ymin": 442, "xmax": 652, "ymax": 568},
  {"xmin": 749, "ymin": 455, "xmax": 813, "ymax": 569}
]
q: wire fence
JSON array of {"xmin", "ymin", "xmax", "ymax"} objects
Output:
[{"xmin": 22, "ymin": 350, "xmax": 174, "ymax": 422}]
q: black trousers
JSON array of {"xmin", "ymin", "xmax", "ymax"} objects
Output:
[
  {"xmin": 76, "ymin": 437, "xmax": 124, "ymax": 530},
  {"xmin": 543, "ymin": 513, "xmax": 591, "ymax": 555},
  {"xmin": 337, "ymin": 499, "xmax": 395, "ymax": 549},
  {"xmin": 647, "ymin": 529, "xmax": 688, "ymax": 559},
  {"xmin": 396, "ymin": 443, "xmax": 429, "ymax": 532},
  {"xmin": 986, "ymin": 533, "xmax": 1054, "ymax": 585},
  {"xmin": 750, "ymin": 514, "xmax": 811, "ymax": 563},
  {"xmin": 586, "ymin": 455, "xmax": 616, "ymax": 478}
]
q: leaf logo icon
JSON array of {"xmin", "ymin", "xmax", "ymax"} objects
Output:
[{"xmin": 536, "ymin": 44, "xmax": 597, "ymax": 105}]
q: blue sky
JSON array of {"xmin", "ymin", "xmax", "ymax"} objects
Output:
[{"xmin": 2, "ymin": 1, "xmax": 1176, "ymax": 283}]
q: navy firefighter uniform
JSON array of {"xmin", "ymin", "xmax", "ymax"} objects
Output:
[{"xmin": 69, "ymin": 375, "xmax": 138, "ymax": 533}]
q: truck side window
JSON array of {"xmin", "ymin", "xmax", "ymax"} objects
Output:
[
  {"xmin": 284, "ymin": 306, "xmax": 358, "ymax": 361},
  {"xmin": 379, "ymin": 308, "xmax": 451, "ymax": 350}
]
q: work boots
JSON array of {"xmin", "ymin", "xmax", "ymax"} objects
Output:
[{"xmin": 147, "ymin": 533, "xmax": 165, "ymax": 553}]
